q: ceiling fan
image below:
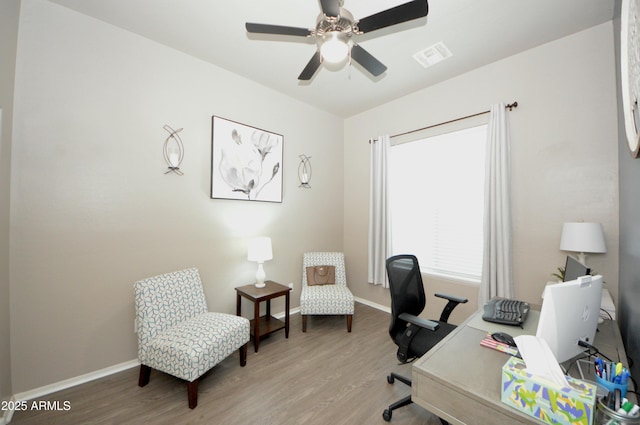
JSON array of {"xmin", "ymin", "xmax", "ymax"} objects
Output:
[{"xmin": 245, "ymin": 0, "xmax": 429, "ymax": 80}]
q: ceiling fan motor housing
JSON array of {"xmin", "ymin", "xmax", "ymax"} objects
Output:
[{"xmin": 314, "ymin": 8, "xmax": 357, "ymax": 37}]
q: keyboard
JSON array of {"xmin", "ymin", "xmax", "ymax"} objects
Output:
[{"xmin": 482, "ymin": 298, "xmax": 530, "ymax": 326}]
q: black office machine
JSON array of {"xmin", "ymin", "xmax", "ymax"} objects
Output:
[{"xmin": 482, "ymin": 297, "xmax": 530, "ymax": 326}]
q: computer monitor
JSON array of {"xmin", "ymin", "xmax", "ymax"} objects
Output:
[
  {"xmin": 563, "ymin": 255, "xmax": 591, "ymax": 282},
  {"xmin": 536, "ymin": 275, "xmax": 603, "ymax": 363}
]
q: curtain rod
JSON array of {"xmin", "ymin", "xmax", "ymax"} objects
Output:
[{"xmin": 370, "ymin": 101, "xmax": 518, "ymax": 143}]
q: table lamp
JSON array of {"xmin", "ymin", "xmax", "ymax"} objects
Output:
[
  {"xmin": 559, "ymin": 222, "xmax": 606, "ymax": 266},
  {"xmin": 248, "ymin": 237, "xmax": 273, "ymax": 288}
]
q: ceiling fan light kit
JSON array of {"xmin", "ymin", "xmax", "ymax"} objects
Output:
[
  {"xmin": 320, "ymin": 31, "xmax": 349, "ymax": 63},
  {"xmin": 245, "ymin": 0, "xmax": 429, "ymax": 81}
]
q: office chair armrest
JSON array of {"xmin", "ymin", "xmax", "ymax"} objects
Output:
[
  {"xmin": 434, "ymin": 293, "xmax": 469, "ymax": 324},
  {"xmin": 398, "ymin": 312, "xmax": 439, "ymax": 331}
]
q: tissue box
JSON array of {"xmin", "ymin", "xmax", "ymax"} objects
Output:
[{"xmin": 501, "ymin": 357, "xmax": 597, "ymax": 425}]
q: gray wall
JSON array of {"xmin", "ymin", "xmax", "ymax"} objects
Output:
[
  {"xmin": 0, "ymin": 0, "xmax": 20, "ymax": 401},
  {"xmin": 344, "ymin": 22, "xmax": 619, "ymax": 322},
  {"xmin": 615, "ymin": 0, "xmax": 640, "ymax": 379},
  {"xmin": 10, "ymin": 0, "xmax": 344, "ymax": 393}
]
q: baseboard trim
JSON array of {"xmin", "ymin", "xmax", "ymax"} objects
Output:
[
  {"xmin": 354, "ymin": 296, "xmax": 391, "ymax": 314},
  {"xmin": 2, "ymin": 395, "xmax": 15, "ymax": 424},
  {"xmin": 273, "ymin": 299, "xmax": 389, "ymax": 317},
  {"xmin": 4, "ymin": 359, "xmax": 139, "ymax": 423},
  {"xmin": 13, "ymin": 359, "xmax": 139, "ymax": 403},
  {"xmin": 273, "ymin": 306, "xmax": 300, "ymax": 319}
]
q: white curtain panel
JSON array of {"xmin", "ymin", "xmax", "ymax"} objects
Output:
[
  {"xmin": 479, "ymin": 103, "xmax": 514, "ymax": 307},
  {"xmin": 368, "ymin": 135, "xmax": 391, "ymax": 287}
]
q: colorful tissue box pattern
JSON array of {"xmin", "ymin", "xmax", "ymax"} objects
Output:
[{"xmin": 501, "ymin": 357, "xmax": 597, "ymax": 425}]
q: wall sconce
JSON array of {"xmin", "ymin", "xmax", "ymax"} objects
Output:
[
  {"xmin": 298, "ymin": 154, "xmax": 312, "ymax": 188},
  {"xmin": 163, "ymin": 125, "xmax": 184, "ymax": 175}
]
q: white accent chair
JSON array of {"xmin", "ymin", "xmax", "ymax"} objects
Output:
[
  {"xmin": 134, "ymin": 267, "xmax": 250, "ymax": 409},
  {"xmin": 300, "ymin": 252, "xmax": 355, "ymax": 332}
]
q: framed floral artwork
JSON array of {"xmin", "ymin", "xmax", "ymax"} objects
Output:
[{"xmin": 211, "ymin": 116, "xmax": 283, "ymax": 202}]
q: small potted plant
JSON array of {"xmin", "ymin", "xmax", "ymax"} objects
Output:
[
  {"xmin": 551, "ymin": 267, "xmax": 565, "ymax": 282},
  {"xmin": 551, "ymin": 267, "xmax": 598, "ymax": 283}
]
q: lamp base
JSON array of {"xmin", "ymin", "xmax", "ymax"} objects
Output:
[
  {"xmin": 576, "ymin": 252, "xmax": 588, "ymax": 266},
  {"xmin": 255, "ymin": 262, "xmax": 266, "ymax": 288}
]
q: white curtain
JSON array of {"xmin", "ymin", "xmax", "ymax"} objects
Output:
[
  {"xmin": 479, "ymin": 103, "xmax": 513, "ymax": 307},
  {"xmin": 368, "ymin": 135, "xmax": 391, "ymax": 288}
]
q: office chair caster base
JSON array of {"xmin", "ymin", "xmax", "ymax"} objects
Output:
[
  {"xmin": 383, "ymin": 409, "xmax": 392, "ymax": 421},
  {"xmin": 388, "ymin": 372, "xmax": 411, "ymax": 387}
]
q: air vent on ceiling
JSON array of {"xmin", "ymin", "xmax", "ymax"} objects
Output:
[{"xmin": 413, "ymin": 42, "xmax": 452, "ymax": 68}]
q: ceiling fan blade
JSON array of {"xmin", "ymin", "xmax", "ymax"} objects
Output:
[
  {"xmin": 298, "ymin": 51, "xmax": 323, "ymax": 80},
  {"xmin": 351, "ymin": 44, "xmax": 387, "ymax": 77},
  {"xmin": 246, "ymin": 22, "xmax": 312, "ymax": 37},
  {"xmin": 357, "ymin": 0, "xmax": 428, "ymax": 34},
  {"xmin": 320, "ymin": 0, "xmax": 340, "ymax": 17}
]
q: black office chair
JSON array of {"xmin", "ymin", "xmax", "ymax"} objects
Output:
[{"xmin": 383, "ymin": 254, "xmax": 468, "ymax": 423}]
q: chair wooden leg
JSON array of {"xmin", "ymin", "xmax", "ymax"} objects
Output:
[
  {"xmin": 187, "ymin": 379, "xmax": 199, "ymax": 409},
  {"xmin": 239, "ymin": 343, "xmax": 248, "ymax": 367},
  {"xmin": 138, "ymin": 364, "xmax": 151, "ymax": 387},
  {"xmin": 346, "ymin": 314, "xmax": 353, "ymax": 332},
  {"xmin": 302, "ymin": 315, "xmax": 307, "ymax": 332}
]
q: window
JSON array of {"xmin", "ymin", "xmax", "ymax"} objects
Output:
[{"xmin": 389, "ymin": 125, "xmax": 487, "ymax": 282}]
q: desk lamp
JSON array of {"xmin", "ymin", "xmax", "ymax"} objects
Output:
[
  {"xmin": 560, "ymin": 222, "xmax": 606, "ymax": 266},
  {"xmin": 248, "ymin": 237, "xmax": 273, "ymax": 288}
]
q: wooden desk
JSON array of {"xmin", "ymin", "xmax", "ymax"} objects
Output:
[
  {"xmin": 412, "ymin": 309, "xmax": 633, "ymax": 425},
  {"xmin": 235, "ymin": 280, "xmax": 291, "ymax": 353}
]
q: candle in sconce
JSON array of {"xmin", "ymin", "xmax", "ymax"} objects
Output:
[{"xmin": 168, "ymin": 152, "xmax": 179, "ymax": 167}]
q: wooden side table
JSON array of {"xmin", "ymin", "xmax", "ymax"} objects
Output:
[{"xmin": 235, "ymin": 280, "xmax": 291, "ymax": 352}]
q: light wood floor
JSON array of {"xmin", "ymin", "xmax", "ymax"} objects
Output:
[{"xmin": 10, "ymin": 303, "xmax": 443, "ymax": 425}]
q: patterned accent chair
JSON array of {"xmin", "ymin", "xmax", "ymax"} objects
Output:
[
  {"xmin": 300, "ymin": 252, "xmax": 355, "ymax": 332},
  {"xmin": 134, "ymin": 267, "xmax": 250, "ymax": 409}
]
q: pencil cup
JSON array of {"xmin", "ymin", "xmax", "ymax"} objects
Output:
[
  {"xmin": 595, "ymin": 397, "xmax": 640, "ymax": 424},
  {"xmin": 596, "ymin": 374, "xmax": 629, "ymax": 398}
]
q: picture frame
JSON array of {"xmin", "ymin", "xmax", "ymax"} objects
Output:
[{"xmin": 211, "ymin": 116, "xmax": 283, "ymax": 202}]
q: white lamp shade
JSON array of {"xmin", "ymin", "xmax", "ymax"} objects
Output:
[
  {"xmin": 560, "ymin": 222, "xmax": 607, "ymax": 254},
  {"xmin": 247, "ymin": 237, "xmax": 273, "ymax": 262}
]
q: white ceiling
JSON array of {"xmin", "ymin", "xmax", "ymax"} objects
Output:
[{"xmin": 48, "ymin": 0, "xmax": 614, "ymax": 118}]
